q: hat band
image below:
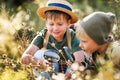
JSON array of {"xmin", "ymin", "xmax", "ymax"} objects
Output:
[{"xmin": 48, "ymin": 3, "xmax": 72, "ymax": 11}]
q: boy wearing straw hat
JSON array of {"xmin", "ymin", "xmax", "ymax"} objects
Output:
[{"xmin": 21, "ymin": 0, "xmax": 84, "ymax": 79}]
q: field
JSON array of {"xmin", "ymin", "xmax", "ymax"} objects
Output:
[{"xmin": 0, "ymin": 0, "xmax": 120, "ymax": 80}]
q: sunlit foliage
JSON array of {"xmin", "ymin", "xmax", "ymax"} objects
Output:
[{"xmin": 0, "ymin": 0, "xmax": 120, "ymax": 80}]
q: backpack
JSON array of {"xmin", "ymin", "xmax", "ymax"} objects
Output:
[{"xmin": 42, "ymin": 28, "xmax": 72, "ymax": 50}]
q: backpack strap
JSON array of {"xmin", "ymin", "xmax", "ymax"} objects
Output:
[
  {"xmin": 42, "ymin": 31, "xmax": 50, "ymax": 50},
  {"xmin": 66, "ymin": 28, "xmax": 72, "ymax": 50}
]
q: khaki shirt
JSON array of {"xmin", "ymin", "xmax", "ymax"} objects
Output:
[{"xmin": 106, "ymin": 41, "xmax": 120, "ymax": 67}]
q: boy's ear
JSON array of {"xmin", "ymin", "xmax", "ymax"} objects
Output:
[{"xmin": 67, "ymin": 20, "xmax": 71, "ymax": 28}]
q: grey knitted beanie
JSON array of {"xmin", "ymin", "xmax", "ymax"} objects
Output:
[{"xmin": 80, "ymin": 12, "xmax": 115, "ymax": 45}]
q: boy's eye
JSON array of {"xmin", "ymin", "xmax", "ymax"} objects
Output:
[
  {"xmin": 49, "ymin": 23, "xmax": 54, "ymax": 26},
  {"xmin": 81, "ymin": 40, "xmax": 87, "ymax": 43},
  {"xmin": 58, "ymin": 23, "xmax": 63, "ymax": 26}
]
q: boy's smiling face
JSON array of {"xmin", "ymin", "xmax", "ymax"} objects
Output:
[
  {"xmin": 76, "ymin": 27, "xmax": 100, "ymax": 54},
  {"xmin": 79, "ymin": 32, "xmax": 99, "ymax": 54},
  {"xmin": 46, "ymin": 15, "xmax": 70, "ymax": 42}
]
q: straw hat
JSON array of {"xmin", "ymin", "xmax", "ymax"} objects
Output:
[{"xmin": 37, "ymin": 0, "xmax": 78, "ymax": 24}]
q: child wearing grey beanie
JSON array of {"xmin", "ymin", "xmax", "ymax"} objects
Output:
[
  {"xmin": 77, "ymin": 12, "xmax": 115, "ymax": 45},
  {"xmin": 76, "ymin": 11, "xmax": 120, "ymax": 77}
]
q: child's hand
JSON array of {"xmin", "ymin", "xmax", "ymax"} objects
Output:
[
  {"xmin": 34, "ymin": 59, "xmax": 53, "ymax": 69},
  {"xmin": 28, "ymin": 55, "xmax": 53, "ymax": 71}
]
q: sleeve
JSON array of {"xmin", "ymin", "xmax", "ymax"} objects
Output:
[
  {"xmin": 31, "ymin": 29, "xmax": 47, "ymax": 49},
  {"xmin": 71, "ymin": 30, "xmax": 82, "ymax": 53}
]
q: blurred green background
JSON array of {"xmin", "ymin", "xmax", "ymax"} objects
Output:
[{"xmin": 0, "ymin": 0, "xmax": 120, "ymax": 80}]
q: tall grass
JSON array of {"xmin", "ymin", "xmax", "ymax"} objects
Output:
[
  {"xmin": 0, "ymin": 4, "xmax": 36, "ymax": 80},
  {"xmin": 0, "ymin": 1, "xmax": 120, "ymax": 80}
]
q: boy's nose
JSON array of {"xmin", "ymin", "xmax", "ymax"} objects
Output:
[
  {"xmin": 79, "ymin": 43, "xmax": 83, "ymax": 49},
  {"xmin": 53, "ymin": 25, "xmax": 58, "ymax": 30}
]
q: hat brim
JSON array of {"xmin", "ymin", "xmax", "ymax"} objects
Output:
[{"xmin": 37, "ymin": 6, "xmax": 78, "ymax": 24}]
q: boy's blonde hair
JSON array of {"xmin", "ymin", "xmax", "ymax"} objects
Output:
[{"xmin": 75, "ymin": 20, "xmax": 86, "ymax": 38}]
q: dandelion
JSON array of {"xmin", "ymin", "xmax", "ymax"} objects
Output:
[
  {"xmin": 71, "ymin": 62, "xmax": 79, "ymax": 71},
  {"xmin": 71, "ymin": 73, "xmax": 77, "ymax": 79},
  {"xmin": 79, "ymin": 66, "xmax": 85, "ymax": 71}
]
